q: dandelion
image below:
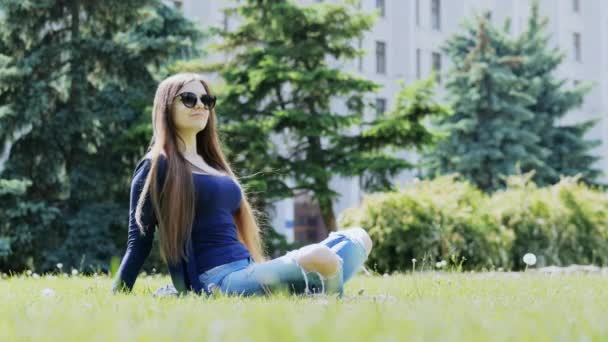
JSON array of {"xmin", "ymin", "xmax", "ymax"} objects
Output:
[
  {"xmin": 26, "ymin": 270, "xmax": 32, "ymax": 276},
  {"xmin": 56, "ymin": 263, "xmax": 63, "ymax": 270},
  {"xmin": 436, "ymin": 260, "xmax": 448, "ymax": 269},
  {"xmin": 33, "ymin": 273, "xmax": 40, "ymax": 279},
  {"xmin": 41, "ymin": 288, "xmax": 55, "ymax": 297},
  {"xmin": 523, "ymin": 253, "xmax": 537, "ymax": 266},
  {"xmin": 412, "ymin": 258, "xmax": 417, "ymax": 272},
  {"xmin": 71, "ymin": 269, "xmax": 79, "ymax": 276}
]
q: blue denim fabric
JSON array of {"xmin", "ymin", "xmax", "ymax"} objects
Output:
[{"xmin": 197, "ymin": 228, "xmax": 368, "ymax": 297}]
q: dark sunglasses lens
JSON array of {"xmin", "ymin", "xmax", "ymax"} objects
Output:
[
  {"xmin": 201, "ymin": 95, "xmax": 216, "ymax": 109},
  {"xmin": 180, "ymin": 93, "xmax": 198, "ymax": 108}
]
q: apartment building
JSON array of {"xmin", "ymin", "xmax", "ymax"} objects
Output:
[{"xmin": 166, "ymin": 0, "xmax": 608, "ymax": 242}]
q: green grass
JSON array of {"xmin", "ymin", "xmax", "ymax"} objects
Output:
[{"xmin": 2, "ymin": 272, "xmax": 607, "ymax": 341}]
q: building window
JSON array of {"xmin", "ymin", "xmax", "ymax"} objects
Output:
[
  {"xmin": 416, "ymin": 0, "xmax": 420, "ymax": 26},
  {"xmin": 573, "ymin": 0, "xmax": 580, "ymax": 12},
  {"xmin": 416, "ymin": 48, "xmax": 421, "ymax": 79},
  {"xmin": 376, "ymin": 0, "xmax": 386, "ymax": 18},
  {"xmin": 222, "ymin": 12, "xmax": 230, "ymax": 31},
  {"xmin": 376, "ymin": 41, "xmax": 386, "ymax": 74},
  {"xmin": 358, "ymin": 38, "xmax": 363, "ymax": 72},
  {"xmin": 573, "ymin": 32, "xmax": 581, "ymax": 62},
  {"xmin": 431, "ymin": 0, "xmax": 441, "ymax": 30},
  {"xmin": 432, "ymin": 52, "xmax": 441, "ymax": 82},
  {"xmin": 376, "ymin": 98, "xmax": 387, "ymax": 116}
]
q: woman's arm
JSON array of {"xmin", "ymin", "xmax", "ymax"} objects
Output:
[{"xmin": 111, "ymin": 158, "xmax": 160, "ymax": 293}]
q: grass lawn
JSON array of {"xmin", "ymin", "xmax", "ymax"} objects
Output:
[{"xmin": 2, "ymin": 272, "xmax": 607, "ymax": 341}]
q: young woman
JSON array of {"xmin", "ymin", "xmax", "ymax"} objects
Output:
[{"xmin": 112, "ymin": 73, "xmax": 372, "ymax": 297}]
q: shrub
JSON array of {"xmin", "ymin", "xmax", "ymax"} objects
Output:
[
  {"xmin": 339, "ymin": 174, "xmax": 607, "ymax": 273},
  {"xmin": 489, "ymin": 174, "xmax": 608, "ymax": 269},
  {"xmin": 339, "ymin": 176, "xmax": 513, "ymax": 274}
]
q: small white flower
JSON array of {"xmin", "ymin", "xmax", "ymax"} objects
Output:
[
  {"xmin": 71, "ymin": 269, "xmax": 79, "ymax": 276},
  {"xmin": 523, "ymin": 253, "xmax": 537, "ymax": 266},
  {"xmin": 412, "ymin": 258, "xmax": 417, "ymax": 263},
  {"xmin": 56, "ymin": 263, "xmax": 63, "ymax": 270},
  {"xmin": 436, "ymin": 260, "xmax": 447, "ymax": 268},
  {"xmin": 26, "ymin": 270, "xmax": 32, "ymax": 276},
  {"xmin": 33, "ymin": 273, "xmax": 40, "ymax": 279},
  {"xmin": 41, "ymin": 288, "xmax": 55, "ymax": 297}
]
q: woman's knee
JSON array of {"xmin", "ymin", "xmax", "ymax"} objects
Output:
[
  {"xmin": 293, "ymin": 244, "xmax": 341, "ymax": 277},
  {"xmin": 339, "ymin": 226, "xmax": 373, "ymax": 256}
]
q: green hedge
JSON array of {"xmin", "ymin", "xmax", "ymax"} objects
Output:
[{"xmin": 339, "ymin": 174, "xmax": 608, "ymax": 273}]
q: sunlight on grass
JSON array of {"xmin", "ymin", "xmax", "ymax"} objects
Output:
[{"xmin": 2, "ymin": 273, "xmax": 607, "ymax": 341}]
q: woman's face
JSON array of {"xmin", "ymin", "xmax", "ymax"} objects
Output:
[{"xmin": 171, "ymin": 80, "xmax": 211, "ymax": 134}]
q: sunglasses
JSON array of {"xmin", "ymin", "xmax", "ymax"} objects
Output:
[{"xmin": 175, "ymin": 92, "xmax": 217, "ymax": 109}]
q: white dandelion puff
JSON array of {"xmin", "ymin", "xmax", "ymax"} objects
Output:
[
  {"xmin": 71, "ymin": 269, "xmax": 79, "ymax": 276},
  {"xmin": 41, "ymin": 288, "xmax": 55, "ymax": 297},
  {"xmin": 523, "ymin": 253, "xmax": 537, "ymax": 266},
  {"xmin": 436, "ymin": 260, "xmax": 448, "ymax": 268}
]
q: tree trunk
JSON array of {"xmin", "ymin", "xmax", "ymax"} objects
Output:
[
  {"xmin": 307, "ymin": 135, "xmax": 337, "ymax": 233},
  {"xmin": 318, "ymin": 197, "xmax": 337, "ymax": 233}
]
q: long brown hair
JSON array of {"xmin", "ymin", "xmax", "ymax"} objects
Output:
[{"xmin": 135, "ymin": 73, "xmax": 265, "ymax": 265}]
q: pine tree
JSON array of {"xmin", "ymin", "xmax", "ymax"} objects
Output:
[
  {"xmin": 515, "ymin": 2, "xmax": 601, "ymax": 185},
  {"xmin": 425, "ymin": 4, "xmax": 601, "ymax": 192},
  {"xmin": 425, "ymin": 14, "xmax": 549, "ymax": 192},
  {"xmin": 0, "ymin": 0, "xmax": 202, "ymax": 271},
  {"xmin": 214, "ymin": 0, "xmax": 448, "ymax": 232}
]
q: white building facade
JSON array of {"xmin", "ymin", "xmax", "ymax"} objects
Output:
[{"xmin": 166, "ymin": 0, "xmax": 608, "ymax": 241}]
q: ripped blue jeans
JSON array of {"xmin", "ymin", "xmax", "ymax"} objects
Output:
[{"xmin": 198, "ymin": 227, "xmax": 369, "ymax": 297}]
